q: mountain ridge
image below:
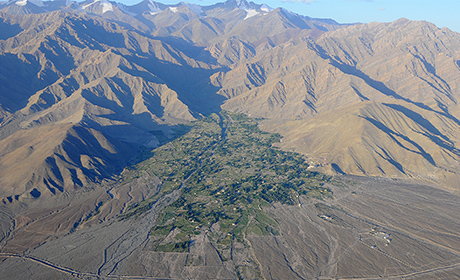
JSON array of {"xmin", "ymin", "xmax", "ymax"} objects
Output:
[
  {"xmin": 0, "ymin": 0, "xmax": 352, "ymax": 201},
  {"xmin": 213, "ymin": 17, "xmax": 460, "ymax": 187}
]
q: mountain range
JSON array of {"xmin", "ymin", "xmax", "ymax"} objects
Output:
[
  {"xmin": 1, "ymin": 0, "xmax": 460, "ymax": 202},
  {"xmin": 1, "ymin": 0, "xmax": 460, "ymax": 279},
  {"xmin": 0, "ymin": 0, "xmax": 348, "ymax": 202}
]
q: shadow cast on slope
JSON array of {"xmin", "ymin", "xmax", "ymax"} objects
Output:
[
  {"xmin": 0, "ymin": 18, "xmax": 22, "ymax": 40},
  {"xmin": 314, "ymin": 45, "xmax": 460, "ymax": 127},
  {"xmin": 0, "ymin": 53, "xmax": 58, "ymax": 113},
  {"xmin": 152, "ymin": 36, "xmax": 220, "ymax": 65},
  {"xmin": 361, "ymin": 116, "xmax": 436, "ymax": 166},
  {"xmin": 127, "ymin": 54, "xmax": 227, "ymax": 117},
  {"xmin": 80, "ymin": 115, "xmax": 192, "ymax": 164},
  {"xmin": 381, "ymin": 103, "xmax": 460, "ymax": 157}
]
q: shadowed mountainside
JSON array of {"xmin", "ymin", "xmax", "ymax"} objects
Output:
[{"xmin": 0, "ymin": 11, "xmax": 223, "ymax": 201}]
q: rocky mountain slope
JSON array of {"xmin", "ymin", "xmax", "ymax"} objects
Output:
[
  {"xmin": 221, "ymin": 18, "xmax": 460, "ymax": 187},
  {"xmin": 0, "ymin": 0, "xmax": 344, "ymax": 201}
]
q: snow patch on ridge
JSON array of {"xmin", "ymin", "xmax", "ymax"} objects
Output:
[
  {"xmin": 236, "ymin": 0, "xmax": 248, "ymax": 10},
  {"xmin": 148, "ymin": 0, "xmax": 161, "ymax": 15},
  {"xmin": 260, "ymin": 3, "xmax": 272, "ymax": 12},
  {"xmin": 169, "ymin": 6, "xmax": 177, "ymax": 13},
  {"xmin": 82, "ymin": 1, "xmax": 94, "ymax": 9},
  {"xmin": 101, "ymin": 0, "xmax": 113, "ymax": 13},
  {"xmin": 15, "ymin": 0, "xmax": 27, "ymax": 6},
  {"xmin": 82, "ymin": 0, "xmax": 113, "ymax": 14},
  {"xmin": 281, "ymin": 7, "xmax": 297, "ymax": 19},
  {"xmin": 15, "ymin": 0, "xmax": 44, "ymax": 7},
  {"xmin": 244, "ymin": 9, "xmax": 259, "ymax": 20}
]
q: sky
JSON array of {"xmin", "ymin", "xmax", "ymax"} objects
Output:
[{"xmin": 119, "ymin": 0, "xmax": 460, "ymax": 33}]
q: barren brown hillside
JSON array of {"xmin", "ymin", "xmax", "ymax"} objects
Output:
[{"xmin": 220, "ymin": 19, "xmax": 460, "ymax": 186}]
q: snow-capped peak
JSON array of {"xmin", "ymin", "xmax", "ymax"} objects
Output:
[
  {"xmin": 260, "ymin": 3, "xmax": 272, "ymax": 13},
  {"xmin": 237, "ymin": 1, "xmax": 272, "ymax": 20},
  {"xmin": 148, "ymin": 0, "xmax": 161, "ymax": 14},
  {"xmin": 101, "ymin": 0, "xmax": 114, "ymax": 13},
  {"xmin": 223, "ymin": 0, "xmax": 272, "ymax": 20},
  {"xmin": 82, "ymin": 0, "xmax": 113, "ymax": 14},
  {"xmin": 15, "ymin": 0, "xmax": 44, "ymax": 7},
  {"xmin": 280, "ymin": 7, "xmax": 298, "ymax": 18},
  {"xmin": 235, "ymin": 0, "xmax": 249, "ymax": 10}
]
